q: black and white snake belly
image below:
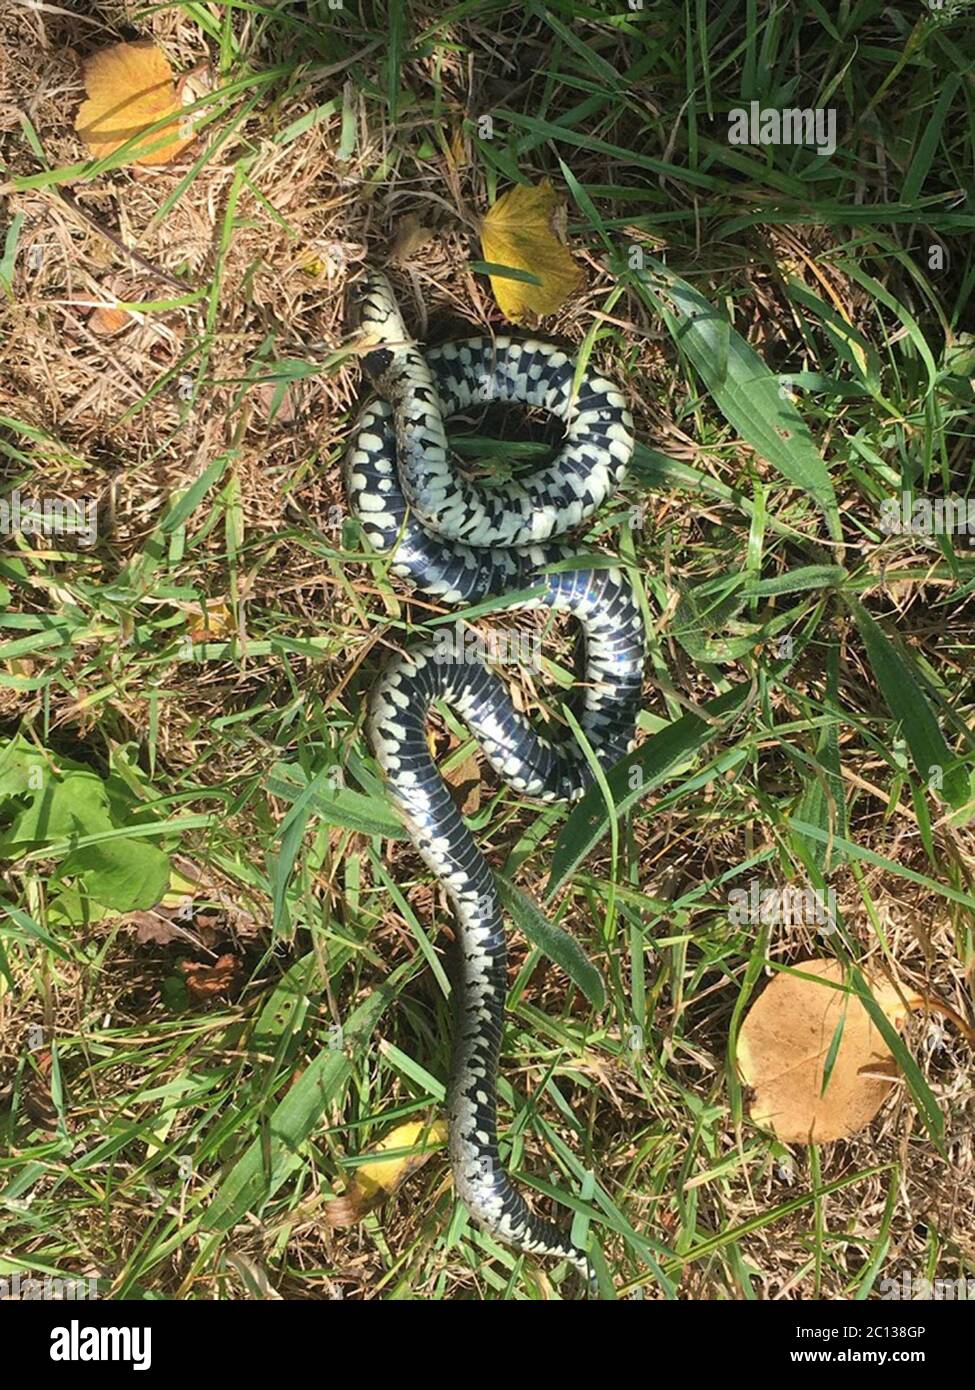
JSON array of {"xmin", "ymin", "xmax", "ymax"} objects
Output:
[{"xmin": 344, "ymin": 271, "xmax": 645, "ymax": 1281}]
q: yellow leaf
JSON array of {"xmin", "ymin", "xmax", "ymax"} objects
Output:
[
  {"xmin": 479, "ymin": 178, "xmax": 583, "ymax": 324},
  {"xmin": 175, "ymin": 597, "xmax": 235, "ymax": 641},
  {"xmin": 299, "ymin": 252, "xmax": 328, "ymax": 279},
  {"xmin": 324, "ymin": 1118, "xmax": 447, "ymax": 1226},
  {"xmin": 75, "ymin": 41, "xmax": 196, "ymax": 167},
  {"xmin": 354, "ymin": 1119, "xmax": 448, "ymax": 1201},
  {"xmin": 448, "ymin": 125, "xmax": 468, "ymax": 168},
  {"xmin": 737, "ymin": 959, "xmax": 919, "ymax": 1143}
]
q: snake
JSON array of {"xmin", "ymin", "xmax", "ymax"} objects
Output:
[{"xmin": 343, "ymin": 270, "xmax": 645, "ymax": 1282}]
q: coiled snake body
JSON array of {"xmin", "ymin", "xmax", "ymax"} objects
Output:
[{"xmin": 344, "ymin": 272, "xmax": 645, "ymax": 1279}]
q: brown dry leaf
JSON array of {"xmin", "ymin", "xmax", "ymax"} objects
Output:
[
  {"xmin": 479, "ymin": 178, "xmax": 584, "ymax": 324},
  {"xmin": 22, "ymin": 1050, "xmax": 60, "ymax": 1130},
  {"xmin": 737, "ymin": 959, "xmax": 920, "ymax": 1143},
  {"xmin": 389, "ymin": 214, "xmax": 435, "ymax": 265},
  {"xmin": 180, "ymin": 953, "xmax": 242, "ymax": 1003},
  {"xmin": 444, "ymin": 748, "xmax": 481, "ymax": 815},
  {"xmin": 88, "ymin": 304, "xmax": 133, "ymax": 336},
  {"xmin": 86, "ymin": 303, "xmax": 132, "ymax": 334},
  {"xmin": 323, "ymin": 1118, "xmax": 448, "ymax": 1227},
  {"xmin": 175, "ymin": 61, "xmax": 213, "ymax": 110},
  {"xmin": 255, "ymin": 380, "xmax": 304, "ymax": 427},
  {"xmin": 128, "ymin": 908, "xmax": 184, "ymax": 946},
  {"xmin": 75, "ymin": 41, "xmax": 196, "ymax": 166}
]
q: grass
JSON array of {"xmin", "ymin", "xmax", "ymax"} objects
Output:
[{"xmin": 0, "ymin": 0, "xmax": 974, "ymax": 1300}]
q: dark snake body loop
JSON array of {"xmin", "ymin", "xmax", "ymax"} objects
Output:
[{"xmin": 344, "ymin": 272, "xmax": 645, "ymax": 1279}]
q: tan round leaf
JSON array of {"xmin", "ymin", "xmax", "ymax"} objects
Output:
[
  {"xmin": 88, "ymin": 304, "xmax": 133, "ymax": 336},
  {"xmin": 738, "ymin": 958, "xmax": 912, "ymax": 1143},
  {"xmin": 75, "ymin": 41, "xmax": 196, "ymax": 166}
]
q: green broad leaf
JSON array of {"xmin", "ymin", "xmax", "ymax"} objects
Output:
[
  {"xmin": 203, "ymin": 976, "xmax": 404, "ymax": 1231},
  {"xmin": 46, "ymin": 887, "xmax": 117, "ymax": 928},
  {"xmin": 670, "ymin": 574, "xmax": 749, "ymax": 663},
  {"xmin": 632, "ymin": 259, "xmax": 840, "ymax": 537},
  {"xmin": 267, "ymin": 764, "xmax": 407, "ymax": 840},
  {"xmin": 497, "ymin": 873, "xmax": 604, "ymax": 1010},
  {"xmin": 0, "ymin": 735, "xmax": 80, "ymax": 800},
  {"xmin": 250, "ymin": 952, "xmax": 320, "ymax": 1049},
  {"xmin": 846, "ymin": 597, "xmax": 970, "ymax": 810},
  {"xmin": 59, "ymin": 837, "xmax": 171, "ymax": 912},
  {"xmin": 0, "ymin": 768, "xmax": 113, "ymax": 852},
  {"xmin": 548, "ymin": 681, "xmax": 754, "ymax": 897},
  {"xmin": 102, "ymin": 772, "xmax": 164, "ymax": 829},
  {"xmin": 0, "ymin": 736, "xmax": 116, "ymax": 853}
]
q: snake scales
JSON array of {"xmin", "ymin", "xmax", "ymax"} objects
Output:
[{"xmin": 344, "ymin": 270, "xmax": 645, "ymax": 1280}]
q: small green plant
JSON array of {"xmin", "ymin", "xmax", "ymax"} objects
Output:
[{"xmin": 0, "ymin": 734, "xmax": 171, "ymax": 923}]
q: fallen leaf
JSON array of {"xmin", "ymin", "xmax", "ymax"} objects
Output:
[
  {"xmin": 88, "ymin": 304, "xmax": 133, "ymax": 336},
  {"xmin": 22, "ymin": 1050, "xmax": 60, "ymax": 1130},
  {"xmin": 737, "ymin": 959, "xmax": 919, "ymax": 1143},
  {"xmin": 443, "ymin": 748, "xmax": 481, "ymax": 815},
  {"xmin": 128, "ymin": 908, "xmax": 184, "ymax": 945},
  {"xmin": 479, "ymin": 178, "xmax": 583, "ymax": 324},
  {"xmin": 174, "ymin": 597, "xmax": 235, "ymax": 641},
  {"xmin": 180, "ymin": 953, "xmax": 242, "ymax": 1003},
  {"xmin": 161, "ymin": 860, "xmax": 204, "ymax": 904},
  {"xmin": 389, "ymin": 214, "xmax": 435, "ymax": 265},
  {"xmin": 75, "ymin": 41, "xmax": 196, "ymax": 166},
  {"xmin": 324, "ymin": 1118, "xmax": 448, "ymax": 1226},
  {"xmin": 224, "ymin": 1251, "xmax": 282, "ymax": 1300},
  {"xmin": 299, "ymin": 252, "xmax": 329, "ymax": 278},
  {"xmin": 448, "ymin": 125, "xmax": 468, "ymax": 168},
  {"xmin": 255, "ymin": 380, "xmax": 303, "ymax": 426},
  {"xmin": 175, "ymin": 61, "xmax": 213, "ymax": 110}
]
